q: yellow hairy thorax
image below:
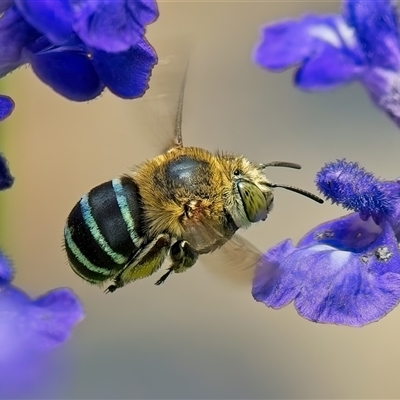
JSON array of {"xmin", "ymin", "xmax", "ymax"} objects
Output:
[{"xmin": 132, "ymin": 147, "xmax": 228, "ymax": 240}]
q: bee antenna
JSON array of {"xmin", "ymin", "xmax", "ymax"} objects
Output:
[
  {"xmin": 261, "ymin": 161, "xmax": 302, "ymax": 170},
  {"xmin": 174, "ymin": 62, "xmax": 190, "ymax": 148},
  {"xmin": 266, "ymin": 182, "xmax": 324, "ymax": 204}
]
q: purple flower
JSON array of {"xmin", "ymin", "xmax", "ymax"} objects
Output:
[
  {"xmin": 253, "ymin": 0, "xmax": 400, "ymax": 128},
  {"xmin": 253, "ymin": 160, "xmax": 400, "ymax": 326},
  {"xmin": 0, "ymin": 253, "xmax": 84, "ymax": 397},
  {"xmin": 0, "ymin": 95, "xmax": 14, "ymax": 121},
  {"xmin": 316, "ymin": 159, "xmax": 400, "ymax": 223},
  {"xmin": 0, "ymin": 100, "xmax": 83, "ymax": 395},
  {"xmin": 0, "ymin": 0, "xmax": 158, "ymax": 101},
  {"xmin": 0, "ymin": 95, "xmax": 14, "ymax": 191}
]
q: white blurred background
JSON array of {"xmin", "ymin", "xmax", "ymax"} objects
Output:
[{"xmin": 1, "ymin": 1, "xmax": 400, "ymax": 398}]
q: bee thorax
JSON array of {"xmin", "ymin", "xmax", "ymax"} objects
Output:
[{"xmin": 183, "ymin": 199, "xmax": 212, "ymax": 221}]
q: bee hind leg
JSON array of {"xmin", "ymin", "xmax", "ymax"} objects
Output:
[
  {"xmin": 104, "ymin": 271, "xmax": 130, "ymax": 293},
  {"xmin": 155, "ymin": 240, "xmax": 198, "ymax": 285},
  {"xmin": 104, "ymin": 274, "xmax": 126, "ymax": 293},
  {"xmin": 103, "ymin": 250, "xmax": 140, "ymax": 293},
  {"xmin": 105, "ymin": 234, "xmax": 171, "ymax": 293},
  {"xmin": 104, "ymin": 284, "xmax": 118, "ymax": 293}
]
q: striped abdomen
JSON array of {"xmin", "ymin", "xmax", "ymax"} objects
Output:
[{"xmin": 64, "ymin": 176, "xmax": 145, "ymax": 284}]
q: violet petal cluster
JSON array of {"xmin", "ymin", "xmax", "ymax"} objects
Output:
[
  {"xmin": 253, "ymin": 0, "xmax": 400, "ymax": 128},
  {"xmin": 253, "ymin": 160, "xmax": 400, "ymax": 326},
  {"xmin": 0, "ymin": 0, "xmax": 158, "ymax": 101},
  {"xmin": 0, "ymin": 103, "xmax": 84, "ymax": 396}
]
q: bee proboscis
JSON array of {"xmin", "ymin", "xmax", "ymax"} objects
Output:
[{"xmin": 64, "ymin": 65, "xmax": 323, "ymax": 293}]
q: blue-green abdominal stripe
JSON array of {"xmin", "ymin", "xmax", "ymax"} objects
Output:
[
  {"xmin": 64, "ymin": 226, "xmax": 113, "ymax": 276},
  {"xmin": 112, "ymin": 178, "xmax": 142, "ymax": 246},
  {"xmin": 80, "ymin": 194, "xmax": 128, "ymax": 264}
]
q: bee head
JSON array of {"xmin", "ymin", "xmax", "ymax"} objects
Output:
[
  {"xmin": 220, "ymin": 156, "xmax": 274, "ymax": 228},
  {"xmin": 221, "ymin": 156, "xmax": 323, "ymax": 228}
]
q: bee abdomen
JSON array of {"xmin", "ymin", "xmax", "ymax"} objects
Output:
[{"xmin": 64, "ymin": 176, "xmax": 145, "ymax": 284}]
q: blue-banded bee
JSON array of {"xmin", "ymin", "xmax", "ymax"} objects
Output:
[{"xmin": 64, "ymin": 69, "xmax": 323, "ymax": 293}]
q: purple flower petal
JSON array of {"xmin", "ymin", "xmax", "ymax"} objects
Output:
[
  {"xmin": 0, "ymin": 94, "xmax": 14, "ymax": 121},
  {"xmin": 253, "ymin": 217, "xmax": 400, "ymax": 326},
  {"xmin": 344, "ymin": 0, "xmax": 400, "ymax": 69},
  {"xmin": 72, "ymin": 0, "xmax": 159, "ymax": 53},
  {"xmin": 0, "ymin": 0, "xmax": 13, "ymax": 13},
  {"xmin": 0, "ymin": 252, "xmax": 13, "ymax": 283},
  {"xmin": 254, "ymin": 14, "xmax": 360, "ymax": 71},
  {"xmin": 0, "ymin": 6, "xmax": 40, "ymax": 77},
  {"xmin": 386, "ymin": 193, "xmax": 400, "ymax": 238},
  {"xmin": 253, "ymin": 1, "xmax": 400, "ymax": 129},
  {"xmin": 295, "ymin": 44, "xmax": 363, "ymax": 90},
  {"xmin": 360, "ymin": 67, "xmax": 400, "ymax": 128},
  {"xmin": 0, "ymin": 285, "xmax": 84, "ymax": 351},
  {"xmin": 254, "ymin": 16, "xmax": 317, "ymax": 70},
  {"xmin": 296, "ymin": 221, "xmax": 400, "ymax": 326},
  {"xmin": 15, "ymin": 0, "xmax": 74, "ymax": 45},
  {"xmin": 0, "ymin": 151, "xmax": 14, "ymax": 190},
  {"xmin": 26, "ymin": 42, "xmax": 105, "ymax": 101},
  {"xmin": 252, "ymin": 238, "xmax": 298, "ymax": 309},
  {"xmin": 91, "ymin": 38, "xmax": 157, "ymax": 98},
  {"xmin": 0, "ymin": 1, "xmax": 158, "ymax": 102},
  {"xmin": 298, "ymin": 212, "xmax": 382, "ymax": 250},
  {"xmin": 0, "ymin": 283, "xmax": 84, "ymax": 396},
  {"xmin": 28, "ymin": 287, "xmax": 85, "ymax": 350}
]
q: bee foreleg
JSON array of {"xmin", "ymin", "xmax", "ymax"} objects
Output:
[
  {"xmin": 170, "ymin": 240, "xmax": 199, "ymax": 273},
  {"xmin": 154, "ymin": 240, "xmax": 198, "ymax": 285},
  {"xmin": 154, "ymin": 268, "xmax": 173, "ymax": 286}
]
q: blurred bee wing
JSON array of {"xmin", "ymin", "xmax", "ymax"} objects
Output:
[
  {"xmin": 200, "ymin": 234, "xmax": 262, "ymax": 287},
  {"xmin": 182, "ymin": 217, "xmax": 230, "ymax": 254},
  {"xmin": 127, "ymin": 39, "xmax": 191, "ymax": 155},
  {"xmin": 182, "ymin": 216, "xmax": 261, "ymax": 287}
]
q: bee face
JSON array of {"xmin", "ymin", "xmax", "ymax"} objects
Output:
[{"xmin": 220, "ymin": 155, "xmax": 274, "ymax": 229}]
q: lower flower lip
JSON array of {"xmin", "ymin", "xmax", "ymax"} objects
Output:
[{"xmin": 253, "ymin": 212, "xmax": 400, "ymax": 326}]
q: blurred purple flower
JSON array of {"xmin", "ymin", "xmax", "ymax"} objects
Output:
[
  {"xmin": 0, "ymin": 95, "xmax": 14, "ymax": 121},
  {"xmin": 0, "ymin": 0, "xmax": 158, "ymax": 101},
  {"xmin": 0, "ymin": 100, "xmax": 84, "ymax": 396},
  {"xmin": 253, "ymin": 160, "xmax": 400, "ymax": 326},
  {"xmin": 0, "ymin": 95, "xmax": 14, "ymax": 190},
  {"xmin": 1, "ymin": 285, "xmax": 84, "ymax": 395},
  {"xmin": 0, "ymin": 253, "xmax": 84, "ymax": 397},
  {"xmin": 253, "ymin": 0, "xmax": 400, "ymax": 128}
]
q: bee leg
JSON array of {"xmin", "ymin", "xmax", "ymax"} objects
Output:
[
  {"xmin": 104, "ymin": 273, "xmax": 127, "ymax": 293},
  {"xmin": 104, "ymin": 285, "xmax": 117, "ymax": 294},
  {"xmin": 104, "ymin": 251, "xmax": 140, "ymax": 293},
  {"xmin": 105, "ymin": 234, "xmax": 171, "ymax": 293},
  {"xmin": 155, "ymin": 240, "xmax": 198, "ymax": 285},
  {"xmin": 154, "ymin": 268, "xmax": 173, "ymax": 286},
  {"xmin": 170, "ymin": 240, "xmax": 199, "ymax": 272}
]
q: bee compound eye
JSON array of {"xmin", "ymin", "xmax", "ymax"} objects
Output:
[{"xmin": 237, "ymin": 181, "xmax": 269, "ymax": 223}]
